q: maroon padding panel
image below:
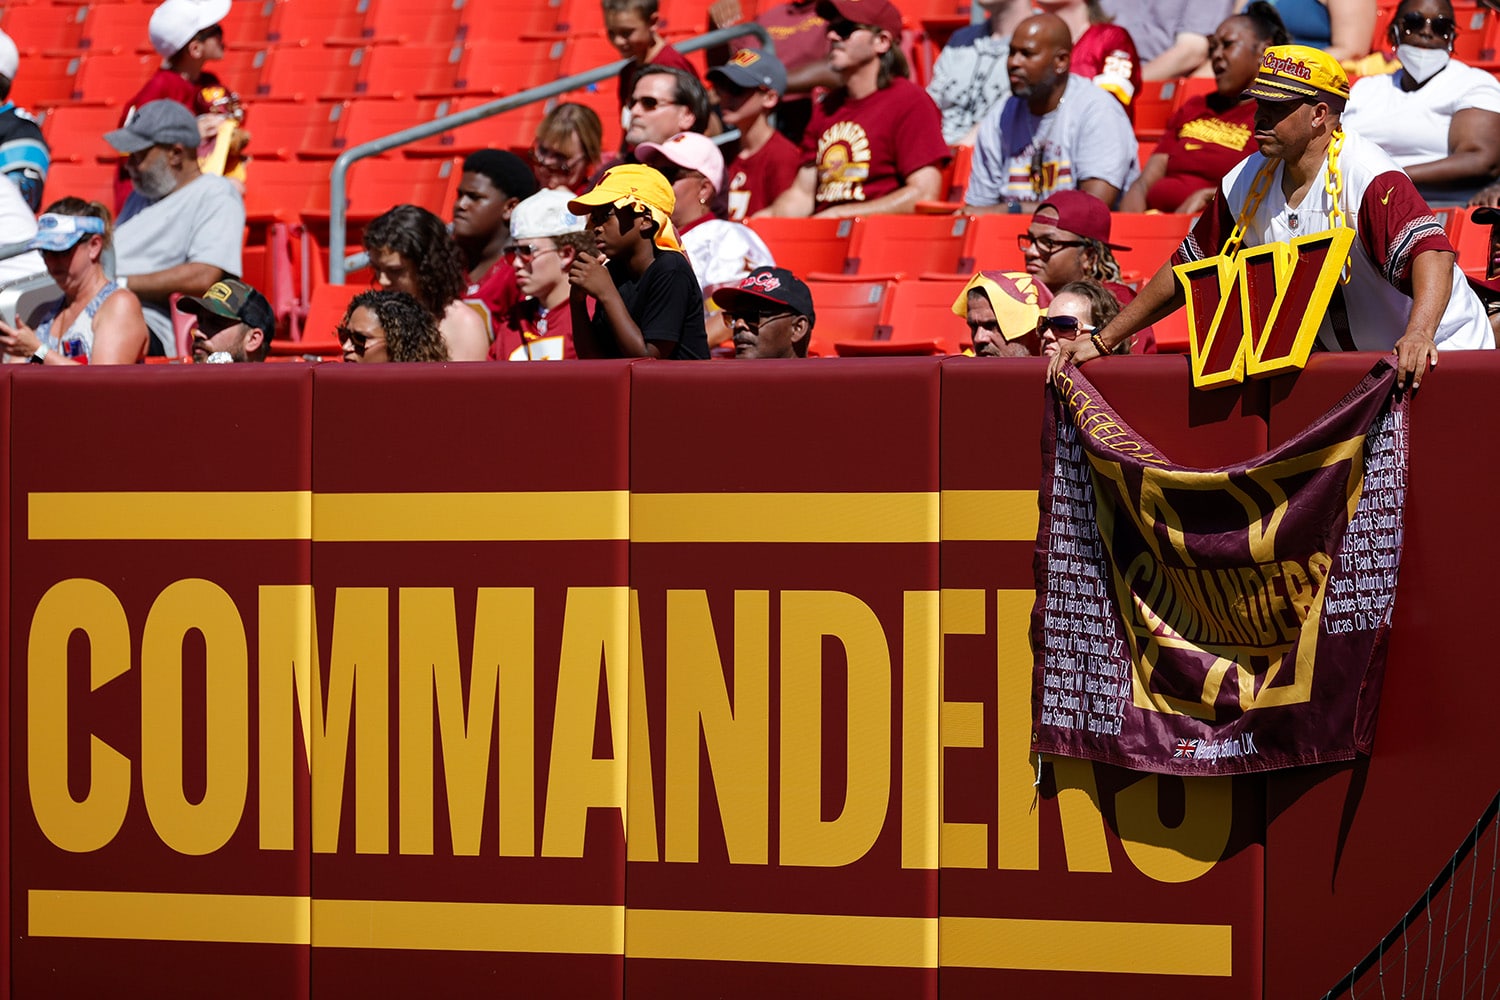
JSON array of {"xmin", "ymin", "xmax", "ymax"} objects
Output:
[
  {"xmin": 1263, "ymin": 354, "xmax": 1500, "ymax": 997},
  {"xmin": 939, "ymin": 357, "xmax": 1266, "ymax": 999},
  {"xmin": 8, "ymin": 366, "xmax": 313, "ymax": 998},
  {"xmin": 626, "ymin": 359, "xmax": 942, "ymax": 999},
  {"xmin": 1, "ymin": 369, "xmax": 10, "ymax": 1000},
  {"xmin": 308, "ymin": 362, "xmax": 630, "ymax": 998}
]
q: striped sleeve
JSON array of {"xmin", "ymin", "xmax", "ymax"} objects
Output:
[
  {"xmin": 1357, "ymin": 169, "xmax": 1451, "ymax": 292},
  {"xmin": 1174, "ymin": 192, "xmax": 1234, "ymax": 266}
]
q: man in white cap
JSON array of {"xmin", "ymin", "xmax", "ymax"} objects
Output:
[
  {"xmin": 113, "ymin": 0, "xmax": 235, "ymax": 208},
  {"xmin": 492, "ymin": 189, "xmax": 593, "ymax": 361},
  {"xmin": 0, "ymin": 28, "xmax": 48, "ymax": 213},
  {"xmin": 106, "ymin": 99, "xmax": 244, "ymax": 357}
]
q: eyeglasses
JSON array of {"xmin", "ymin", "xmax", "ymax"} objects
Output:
[
  {"xmin": 629, "ymin": 95, "xmax": 679, "ymax": 112},
  {"xmin": 1018, "ymin": 232, "xmax": 1089, "ymax": 256},
  {"xmin": 828, "ymin": 20, "xmax": 874, "ymax": 39},
  {"xmin": 505, "ymin": 242, "xmax": 559, "ymax": 263},
  {"xmin": 725, "ymin": 308, "xmax": 795, "ymax": 329},
  {"xmin": 1395, "ymin": 12, "xmax": 1456, "ymax": 37},
  {"xmin": 1035, "ymin": 315, "xmax": 1095, "ymax": 338},
  {"xmin": 530, "ymin": 144, "xmax": 584, "ymax": 171},
  {"xmin": 336, "ymin": 326, "xmax": 384, "ymax": 353}
]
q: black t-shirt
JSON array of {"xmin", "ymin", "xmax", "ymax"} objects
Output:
[{"xmin": 591, "ymin": 249, "xmax": 709, "ymax": 360}]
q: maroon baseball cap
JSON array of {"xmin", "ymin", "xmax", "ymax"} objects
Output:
[
  {"xmin": 1034, "ymin": 190, "xmax": 1132, "ymax": 251},
  {"xmin": 815, "ymin": 0, "xmax": 903, "ymax": 38}
]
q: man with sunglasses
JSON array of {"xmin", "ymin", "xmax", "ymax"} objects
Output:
[
  {"xmin": 624, "ymin": 66, "xmax": 712, "ymax": 159},
  {"xmin": 1050, "ymin": 44, "xmax": 1493, "ymax": 390},
  {"xmin": 492, "ymin": 189, "xmax": 594, "ymax": 361},
  {"xmin": 114, "ymin": 0, "xmax": 238, "ymax": 210},
  {"xmin": 711, "ymin": 266, "xmax": 816, "ymax": 358},
  {"xmin": 1344, "ymin": 0, "xmax": 1500, "ymax": 207},
  {"xmin": 452, "ymin": 149, "xmax": 539, "ymax": 358},
  {"xmin": 759, "ymin": 0, "xmax": 949, "ymax": 218}
]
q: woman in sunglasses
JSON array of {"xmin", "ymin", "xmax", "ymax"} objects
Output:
[
  {"xmin": 338, "ymin": 290, "xmax": 449, "ymax": 364},
  {"xmin": 1036, "ymin": 279, "xmax": 1125, "ymax": 357},
  {"xmin": 1342, "ymin": 0, "xmax": 1500, "ymax": 206},
  {"xmin": 530, "ymin": 104, "xmax": 604, "ymax": 194},
  {"xmin": 1019, "ymin": 190, "xmax": 1155, "ymax": 352}
]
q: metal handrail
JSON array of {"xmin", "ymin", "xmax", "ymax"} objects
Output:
[{"xmin": 327, "ymin": 23, "xmax": 773, "ymax": 282}]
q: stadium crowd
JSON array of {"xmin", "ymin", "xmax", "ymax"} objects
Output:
[{"xmin": 1, "ymin": 0, "xmax": 1498, "ymax": 372}]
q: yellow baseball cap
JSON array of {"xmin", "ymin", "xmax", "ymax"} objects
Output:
[
  {"xmin": 567, "ymin": 164, "xmax": 682, "ymax": 252},
  {"xmin": 1244, "ymin": 44, "xmax": 1350, "ymax": 103},
  {"xmin": 951, "ymin": 270, "xmax": 1051, "ymax": 343}
]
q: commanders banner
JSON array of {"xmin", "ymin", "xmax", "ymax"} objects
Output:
[{"xmin": 1032, "ymin": 360, "xmax": 1408, "ymax": 775}]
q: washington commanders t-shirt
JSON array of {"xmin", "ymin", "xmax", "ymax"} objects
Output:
[{"xmin": 800, "ymin": 78, "xmax": 948, "ymax": 212}]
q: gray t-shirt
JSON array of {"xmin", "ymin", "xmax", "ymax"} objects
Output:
[
  {"xmin": 965, "ymin": 75, "xmax": 1140, "ymax": 207},
  {"xmin": 927, "ymin": 25, "xmax": 1012, "ymax": 146},
  {"xmin": 1099, "ymin": 0, "xmax": 1232, "ymax": 63},
  {"xmin": 115, "ymin": 173, "xmax": 245, "ymax": 356}
]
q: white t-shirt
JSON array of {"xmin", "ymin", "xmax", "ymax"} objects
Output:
[
  {"xmin": 116, "ymin": 173, "xmax": 245, "ymax": 356},
  {"xmin": 1344, "ymin": 60, "xmax": 1500, "ymax": 168},
  {"xmin": 0, "ymin": 175, "xmax": 42, "ymax": 286},
  {"xmin": 679, "ymin": 218, "xmax": 775, "ymax": 321}
]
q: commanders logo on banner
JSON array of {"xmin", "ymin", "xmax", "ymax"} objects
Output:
[{"xmin": 1031, "ymin": 360, "xmax": 1409, "ymax": 775}]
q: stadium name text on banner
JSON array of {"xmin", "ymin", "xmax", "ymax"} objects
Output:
[{"xmin": 1031, "ymin": 359, "xmax": 1408, "ymax": 775}]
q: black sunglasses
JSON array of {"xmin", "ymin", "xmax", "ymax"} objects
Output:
[
  {"xmin": 1395, "ymin": 12, "xmax": 1456, "ymax": 37},
  {"xmin": 629, "ymin": 95, "xmax": 678, "ymax": 112},
  {"xmin": 725, "ymin": 307, "xmax": 795, "ymax": 328},
  {"xmin": 828, "ymin": 19, "xmax": 872, "ymax": 39}
]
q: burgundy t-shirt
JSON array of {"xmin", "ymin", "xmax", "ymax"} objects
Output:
[
  {"xmin": 617, "ymin": 45, "xmax": 700, "ymax": 113},
  {"xmin": 726, "ymin": 130, "xmax": 803, "ymax": 220},
  {"xmin": 1148, "ymin": 94, "xmax": 1258, "ymax": 213},
  {"xmin": 464, "ymin": 260, "xmax": 524, "ymax": 359},
  {"xmin": 1070, "ymin": 23, "xmax": 1141, "ymax": 122},
  {"xmin": 800, "ymin": 78, "xmax": 948, "ymax": 212},
  {"xmin": 734, "ymin": 1, "xmax": 829, "ymax": 105}
]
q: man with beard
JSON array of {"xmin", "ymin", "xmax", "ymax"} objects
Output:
[
  {"xmin": 953, "ymin": 269, "xmax": 1051, "ymax": 356},
  {"xmin": 181, "ymin": 278, "xmax": 273, "ymax": 363},
  {"xmin": 452, "ymin": 149, "xmax": 538, "ymax": 354},
  {"xmin": 107, "ymin": 100, "xmax": 244, "ymax": 357},
  {"xmin": 964, "ymin": 13, "xmax": 1139, "ymax": 214}
]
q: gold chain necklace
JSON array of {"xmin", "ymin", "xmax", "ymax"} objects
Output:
[{"xmin": 1221, "ymin": 128, "xmax": 1350, "ymax": 283}]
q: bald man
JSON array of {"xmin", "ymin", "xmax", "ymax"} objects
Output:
[{"xmin": 964, "ymin": 13, "xmax": 1139, "ymax": 214}]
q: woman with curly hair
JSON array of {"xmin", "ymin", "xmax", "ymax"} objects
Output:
[
  {"xmin": 362, "ymin": 204, "xmax": 488, "ymax": 360},
  {"xmin": 338, "ymin": 290, "xmax": 449, "ymax": 364}
]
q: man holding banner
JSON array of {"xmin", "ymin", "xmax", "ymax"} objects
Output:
[{"xmin": 1048, "ymin": 44, "xmax": 1493, "ymax": 390}]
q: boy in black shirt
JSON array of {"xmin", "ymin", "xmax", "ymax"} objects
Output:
[{"xmin": 567, "ymin": 164, "xmax": 709, "ymax": 359}]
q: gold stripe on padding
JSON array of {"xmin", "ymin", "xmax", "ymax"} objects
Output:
[
  {"xmin": 626, "ymin": 908, "xmax": 938, "ymax": 967},
  {"xmin": 632, "ymin": 492, "xmax": 939, "ymax": 543},
  {"xmin": 941, "ymin": 916, "xmax": 1233, "ymax": 976},
  {"xmin": 311, "ymin": 491, "xmax": 629, "ymax": 542},
  {"xmin": 940, "ymin": 490, "xmax": 1039, "ymax": 541},
  {"xmin": 30, "ymin": 491, "xmax": 313, "ymax": 540}
]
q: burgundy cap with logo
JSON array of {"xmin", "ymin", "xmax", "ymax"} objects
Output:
[{"xmin": 814, "ymin": 0, "xmax": 903, "ymax": 38}]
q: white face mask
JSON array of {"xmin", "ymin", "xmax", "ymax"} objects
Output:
[{"xmin": 1397, "ymin": 43, "xmax": 1451, "ymax": 84}]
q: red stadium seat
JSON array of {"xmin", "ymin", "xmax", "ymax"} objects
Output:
[
  {"xmin": 218, "ymin": 0, "xmax": 277, "ymax": 50},
  {"xmin": 404, "ymin": 96, "xmax": 546, "ymax": 158},
  {"xmin": 555, "ymin": 0, "xmax": 607, "ymax": 36},
  {"xmin": 243, "ymin": 158, "xmax": 329, "ymax": 224},
  {"xmin": 1109, "ymin": 212, "xmax": 1193, "ymax": 284},
  {"xmin": 353, "ymin": 44, "xmax": 466, "ymax": 100},
  {"xmin": 9, "ymin": 56, "xmax": 81, "ymax": 111},
  {"xmin": 842, "ymin": 213, "xmax": 970, "ymax": 276},
  {"xmin": 305, "ymin": 99, "xmax": 446, "ymax": 159},
  {"xmin": 272, "ymin": 282, "xmax": 359, "ymax": 356},
  {"xmin": 243, "ymin": 101, "xmax": 348, "ymax": 160},
  {"xmin": 2, "ymin": 5, "xmax": 87, "ymax": 56},
  {"xmin": 40, "ymin": 104, "xmax": 124, "ymax": 162},
  {"xmin": 361, "ymin": 1, "xmax": 465, "ymax": 46},
  {"xmin": 454, "ymin": 38, "xmax": 567, "ymax": 97},
  {"xmin": 804, "ymin": 277, "xmax": 894, "ymax": 357},
  {"xmin": 256, "ymin": 46, "xmax": 366, "ymax": 103},
  {"xmin": 1133, "ymin": 78, "xmax": 1183, "ymax": 143},
  {"xmin": 745, "ymin": 217, "xmax": 859, "ymax": 275},
  {"xmin": 212, "ymin": 47, "xmax": 268, "ymax": 97},
  {"xmin": 270, "ymin": 2, "xmax": 369, "ymax": 47},
  {"xmin": 71, "ymin": 51, "xmax": 158, "ymax": 105},
  {"xmin": 880, "ymin": 275, "xmax": 972, "ymax": 354},
  {"xmin": 79, "ymin": 4, "xmax": 155, "ymax": 54},
  {"xmin": 957, "ymin": 212, "xmax": 1030, "ymax": 272},
  {"xmin": 1448, "ymin": 215, "xmax": 1494, "ymax": 278},
  {"xmin": 461, "ymin": 1, "xmax": 568, "ymax": 40},
  {"xmin": 42, "ymin": 159, "xmax": 116, "ymax": 206}
]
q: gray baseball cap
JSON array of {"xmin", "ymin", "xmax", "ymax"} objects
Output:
[
  {"xmin": 104, "ymin": 100, "xmax": 201, "ymax": 154},
  {"xmin": 708, "ymin": 48, "xmax": 788, "ymax": 96}
]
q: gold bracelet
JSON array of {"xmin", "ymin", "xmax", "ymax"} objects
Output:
[{"xmin": 1090, "ymin": 332, "xmax": 1110, "ymax": 357}]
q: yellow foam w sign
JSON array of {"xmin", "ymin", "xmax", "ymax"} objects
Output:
[{"xmin": 1173, "ymin": 228, "xmax": 1355, "ymax": 388}]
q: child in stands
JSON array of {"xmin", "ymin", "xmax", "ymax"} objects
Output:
[
  {"xmin": 604, "ymin": 0, "xmax": 700, "ymax": 121},
  {"xmin": 567, "ymin": 164, "xmax": 709, "ymax": 359}
]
